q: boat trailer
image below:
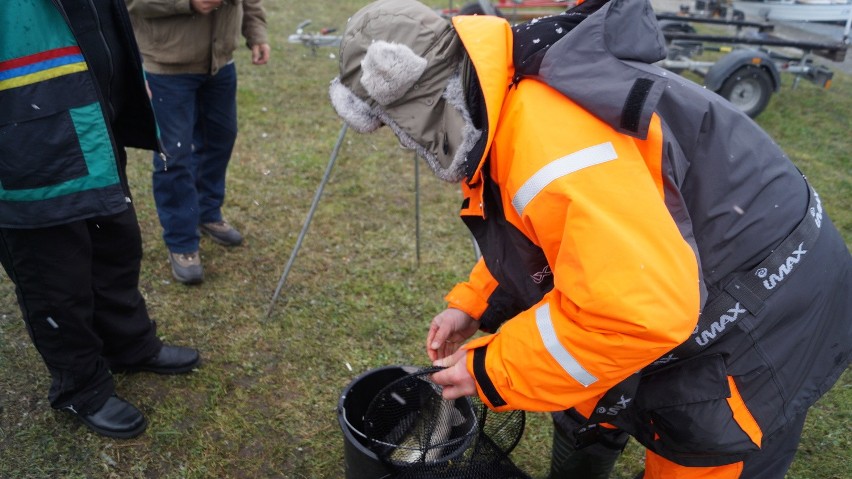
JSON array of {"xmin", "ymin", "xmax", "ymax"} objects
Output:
[{"xmin": 657, "ymin": 12, "xmax": 848, "ymax": 117}]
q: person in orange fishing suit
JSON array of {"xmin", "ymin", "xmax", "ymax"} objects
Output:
[{"xmin": 328, "ymin": 0, "xmax": 852, "ymax": 477}]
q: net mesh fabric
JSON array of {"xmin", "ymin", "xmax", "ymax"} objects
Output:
[{"xmin": 362, "ymin": 367, "xmax": 529, "ymax": 479}]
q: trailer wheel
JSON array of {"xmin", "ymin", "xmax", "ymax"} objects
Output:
[{"xmin": 717, "ymin": 65, "xmax": 772, "ymax": 118}]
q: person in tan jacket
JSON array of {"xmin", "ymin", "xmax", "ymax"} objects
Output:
[{"xmin": 125, "ymin": 0, "xmax": 270, "ymax": 284}]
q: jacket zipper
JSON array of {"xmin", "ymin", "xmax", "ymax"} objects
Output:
[{"xmin": 85, "ymin": 0, "xmax": 115, "ymax": 120}]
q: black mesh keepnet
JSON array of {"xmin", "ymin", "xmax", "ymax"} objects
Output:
[{"xmin": 361, "ymin": 367, "xmax": 530, "ymax": 479}]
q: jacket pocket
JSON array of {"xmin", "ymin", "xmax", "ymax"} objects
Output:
[
  {"xmin": 0, "ymin": 110, "xmax": 89, "ymax": 190},
  {"xmin": 635, "ymin": 354, "xmax": 761, "ymax": 463}
]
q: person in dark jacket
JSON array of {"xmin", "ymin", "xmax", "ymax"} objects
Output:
[
  {"xmin": 0, "ymin": 0, "xmax": 201, "ymax": 439},
  {"xmin": 328, "ymin": 0, "xmax": 851, "ymax": 477}
]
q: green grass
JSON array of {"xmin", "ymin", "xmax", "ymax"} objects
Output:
[{"xmin": 1, "ymin": 1, "xmax": 849, "ymax": 478}]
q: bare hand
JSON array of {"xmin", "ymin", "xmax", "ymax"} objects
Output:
[
  {"xmin": 191, "ymin": 0, "xmax": 223, "ymax": 15},
  {"xmin": 431, "ymin": 349, "xmax": 477, "ymax": 400},
  {"xmin": 251, "ymin": 44, "xmax": 271, "ymax": 65},
  {"xmin": 426, "ymin": 308, "xmax": 478, "ymax": 362}
]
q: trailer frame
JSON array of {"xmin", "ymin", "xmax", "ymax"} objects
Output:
[{"xmin": 657, "ymin": 11, "xmax": 848, "ymax": 117}]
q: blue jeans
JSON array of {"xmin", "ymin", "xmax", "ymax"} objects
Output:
[{"xmin": 146, "ymin": 63, "xmax": 238, "ymax": 254}]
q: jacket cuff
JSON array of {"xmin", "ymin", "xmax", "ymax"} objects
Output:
[
  {"xmin": 445, "ymin": 283, "xmax": 489, "ymax": 320},
  {"xmin": 464, "ymin": 338, "xmax": 510, "ymax": 411},
  {"xmin": 246, "ymin": 35, "xmax": 269, "ymax": 48}
]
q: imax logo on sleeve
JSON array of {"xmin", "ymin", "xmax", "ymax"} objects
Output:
[
  {"xmin": 809, "ymin": 189, "xmax": 823, "ymax": 228},
  {"xmin": 695, "ymin": 303, "xmax": 747, "ymax": 347},
  {"xmin": 756, "ymin": 243, "xmax": 807, "ymax": 290}
]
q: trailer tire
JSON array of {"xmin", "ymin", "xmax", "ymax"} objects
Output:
[{"xmin": 717, "ymin": 65, "xmax": 772, "ymax": 118}]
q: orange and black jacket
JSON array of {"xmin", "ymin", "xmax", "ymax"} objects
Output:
[{"xmin": 447, "ymin": 0, "xmax": 851, "ymax": 466}]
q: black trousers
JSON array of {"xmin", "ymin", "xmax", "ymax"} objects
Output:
[
  {"xmin": 0, "ymin": 203, "xmax": 161, "ymax": 415},
  {"xmin": 551, "ymin": 407, "xmax": 807, "ymax": 479}
]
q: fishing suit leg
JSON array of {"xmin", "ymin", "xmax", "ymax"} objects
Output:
[
  {"xmin": 549, "ymin": 408, "xmax": 629, "ymax": 479},
  {"xmin": 636, "ymin": 410, "xmax": 808, "ymax": 479}
]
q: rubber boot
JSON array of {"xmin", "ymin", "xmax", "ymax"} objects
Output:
[{"xmin": 548, "ymin": 414, "xmax": 628, "ymax": 479}]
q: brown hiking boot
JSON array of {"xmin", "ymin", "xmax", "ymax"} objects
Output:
[
  {"xmin": 199, "ymin": 220, "xmax": 243, "ymax": 246},
  {"xmin": 168, "ymin": 251, "xmax": 203, "ymax": 285}
]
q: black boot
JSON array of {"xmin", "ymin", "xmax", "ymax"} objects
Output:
[
  {"xmin": 66, "ymin": 394, "xmax": 147, "ymax": 439},
  {"xmin": 548, "ymin": 411, "xmax": 628, "ymax": 479}
]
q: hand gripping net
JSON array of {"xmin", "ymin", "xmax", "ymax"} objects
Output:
[{"xmin": 361, "ymin": 367, "xmax": 530, "ymax": 479}]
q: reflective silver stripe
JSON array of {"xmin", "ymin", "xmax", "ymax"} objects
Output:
[
  {"xmin": 536, "ymin": 304, "xmax": 598, "ymax": 387},
  {"xmin": 513, "ymin": 142, "xmax": 618, "ymax": 216}
]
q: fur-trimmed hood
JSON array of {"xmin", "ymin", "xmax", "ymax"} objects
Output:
[{"xmin": 329, "ymin": 0, "xmax": 481, "ymax": 182}]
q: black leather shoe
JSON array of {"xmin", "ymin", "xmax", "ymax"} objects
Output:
[
  {"xmin": 111, "ymin": 345, "xmax": 201, "ymax": 374},
  {"xmin": 67, "ymin": 395, "xmax": 147, "ymax": 439}
]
